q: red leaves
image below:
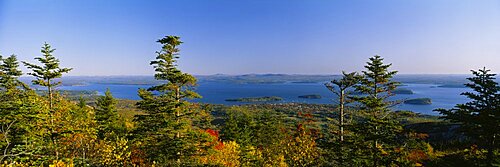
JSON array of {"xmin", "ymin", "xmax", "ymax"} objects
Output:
[
  {"xmin": 206, "ymin": 129, "xmax": 219, "ymax": 138},
  {"xmin": 214, "ymin": 141, "xmax": 224, "ymax": 150},
  {"xmin": 205, "ymin": 129, "xmax": 224, "ymax": 150}
]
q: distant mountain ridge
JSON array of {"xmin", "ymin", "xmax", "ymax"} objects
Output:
[{"xmin": 18, "ymin": 74, "xmax": 498, "ymax": 86}]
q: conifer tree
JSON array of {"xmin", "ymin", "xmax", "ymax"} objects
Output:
[
  {"xmin": 352, "ymin": 55, "xmax": 402, "ymax": 166},
  {"xmin": 22, "ymin": 43, "xmax": 72, "ymax": 160},
  {"xmin": 96, "ymin": 89, "xmax": 120, "ymax": 139},
  {"xmin": 134, "ymin": 35, "xmax": 202, "ymax": 164},
  {"xmin": 0, "ymin": 55, "xmax": 28, "ymax": 90},
  {"xmin": 0, "ymin": 53, "xmax": 42, "ymax": 162},
  {"xmin": 325, "ymin": 71, "xmax": 361, "ymax": 142},
  {"xmin": 23, "ymin": 43, "xmax": 72, "ymax": 110},
  {"xmin": 436, "ymin": 67, "xmax": 500, "ymax": 166},
  {"xmin": 324, "ymin": 71, "xmax": 361, "ymax": 165}
]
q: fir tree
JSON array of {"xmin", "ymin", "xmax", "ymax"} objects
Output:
[
  {"xmin": 354, "ymin": 55, "xmax": 399, "ymax": 114},
  {"xmin": 134, "ymin": 35, "xmax": 202, "ymax": 164},
  {"xmin": 22, "ymin": 43, "xmax": 72, "ymax": 160},
  {"xmin": 23, "ymin": 43, "xmax": 72, "ymax": 110},
  {"xmin": 436, "ymin": 67, "xmax": 500, "ymax": 166},
  {"xmin": 0, "ymin": 55, "xmax": 28, "ymax": 90},
  {"xmin": 352, "ymin": 55, "xmax": 403, "ymax": 166},
  {"xmin": 96, "ymin": 89, "xmax": 120, "ymax": 139},
  {"xmin": 325, "ymin": 71, "xmax": 361, "ymax": 142},
  {"xmin": 324, "ymin": 71, "xmax": 361, "ymax": 165}
]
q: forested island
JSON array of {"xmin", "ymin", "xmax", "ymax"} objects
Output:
[
  {"xmin": 298, "ymin": 94, "xmax": 322, "ymax": 99},
  {"xmin": 1, "ymin": 36, "xmax": 500, "ymax": 167},
  {"xmin": 405, "ymin": 98, "xmax": 433, "ymax": 105}
]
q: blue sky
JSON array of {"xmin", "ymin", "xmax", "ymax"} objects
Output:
[{"xmin": 0, "ymin": 0, "xmax": 499, "ymax": 75}]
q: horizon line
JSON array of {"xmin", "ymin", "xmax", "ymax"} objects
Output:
[{"xmin": 18, "ymin": 73, "xmax": 477, "ymax": 77}]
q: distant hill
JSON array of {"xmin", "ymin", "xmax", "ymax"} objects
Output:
[{"xmin": 18, "ymin": 74, "xmax": 499, "ymax": 86}]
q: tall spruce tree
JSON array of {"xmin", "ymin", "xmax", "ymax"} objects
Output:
[
  {"xmin": 352, "ymin": 55, "xmax": 403, "ymax": 166},
  {"xmin": 325, "ymin": 71, "xmax": 361, "ymax": 142},
  {"xmin": 23, "ymin": 43, "xmax": 72, "ymax": 110},
  {"xmin": 134, "ymin": 35, "xmax": 202, "ymax": 164},
  {"xmin": 436, "ymin": 67, "xmax": 500, "ymax": 166},
  {"xmin": 22, "ymin": 43, "xmax": 72, "ymax": 160},
  {"xmin": 324, "ymin": 71, "xmax": 361, "ymax": 165}
]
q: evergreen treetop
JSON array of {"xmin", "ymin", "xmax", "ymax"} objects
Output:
[
  {"xmin": 23, "ymin": 43, "xmax": 72, "ymax": 88},
  {"xmin": 0, "ymin": 54, "xmax": 28, "ymax": 90},
  {"xmin": 22, "ymin": 43, "xmax": 72, "ymax": 109},
  {"xmin": 354, "ymin": 55, "xmax": 400, "ymax": 115}
]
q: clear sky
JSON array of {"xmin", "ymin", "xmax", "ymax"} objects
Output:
[{"xmin": 0, "ymin": 0, "xmax": 499, "ymax": 76}]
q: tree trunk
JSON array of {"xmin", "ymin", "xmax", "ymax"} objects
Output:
[
  {"xmin": 47, "ymin": 79, "xmax": 59, "ymax": 159},
  {"xmin": 340, "ymin": 90, "xmax": 344, "ymax": 142},
  {"xmin": 48, "ymin": 79, "xmax": 52, "ymax": 110},
  {"xmin": 175, "ymin": 86, "xmax": 181, "ymax": 163},
  {"xmin": 487, "ymin": 134, "xmax": 496, "ymax": 166},
  {"xmin": 339, "ymin": 89, "xmax": 346, "ymax": 166},
  {"xmin": 374, "ymin": 126, "xmax": 379, "ymax": 167}
]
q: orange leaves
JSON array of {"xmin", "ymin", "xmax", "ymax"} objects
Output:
[
  {"xmin": 408, "ymin": 150, "xmax": 428, "ymax": 162},
  {"xmin": 214, "ymin": 141, "xmax": 224, "ymax": 150},
  {"xmin": 204, "ymin": 129, "xmax": 224, "ymax": 150},
  {"xmin": 206, "ymin": 129, "xmax": 219, "ymax": 138}
]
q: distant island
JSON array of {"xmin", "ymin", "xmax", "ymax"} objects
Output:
[
  {"xmin": 404, "ymin": 98, "xmax": 432, "ymax": 105},
  {"xmin": 225, "ymin": 96, "xmax": 283, "ymax": 102},
  {"xmin": 393, "ymin": 88, "xmax": 414, "ymax": 94},
  {"xmin": 437, "ymin": 84, "xmax": 466, "ymax": 88},
  {"xmin": 298, "ymin": 94, "xmax": 322, "ymax": 99}
]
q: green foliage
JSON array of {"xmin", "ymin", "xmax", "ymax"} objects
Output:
[
  {"xmin": 0, "ymin": 55, "xmax": 28, "ymax": 90},
  {"xmin": 436, "ymin": 67, "xmax": 500, "ymax": 165},
  {"xmin": 222, "ymin": 107, "xmax": 255, "ymax": 146},
  {"xmin": 0, "ymin": 89, "xmax": 46, "ymax": 163},
  {"xmin": 353, "ymin": 55, "xmax": 400, "ymax": 114},
  {"xmin": 2, "ymin": 37, "xmax": 497, "ymax": 166},
  {"xmin": 0, "ymin": 55, "xmax": 44, "ymax": 163},
  {"xmin": 96, "ymin": 89, "xmax": 126, "ymax": 139},
  {"xmin": 324, "ymin": 71, "xmax": 361, "ymax": 166},
  {"xmin": 133, "ymin": 35, "xmax": 208, "ymax": 165},
  {"xmin": 350, "ymin": 55, "xmax": 409, "ymax": 166},
  {"xmin": 22, "ymin": 43, "xmax": 72, "ymax": 110},
  {"xmin": 22, "ymin": 43, "xmax": 72, "ymax": 89},
  {"xmin": 220, "ymin": 106, "xmax": 323, "ymax": 166}
]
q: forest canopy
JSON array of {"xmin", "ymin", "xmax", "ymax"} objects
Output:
[{"xmin": 0, "ymin": 36, "xmax": 499, "ymax": 166}]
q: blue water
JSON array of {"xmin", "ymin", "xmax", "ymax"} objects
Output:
[{"xmin": 58, "ymin": 81, "xmax": 470, "ymax": 115}]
